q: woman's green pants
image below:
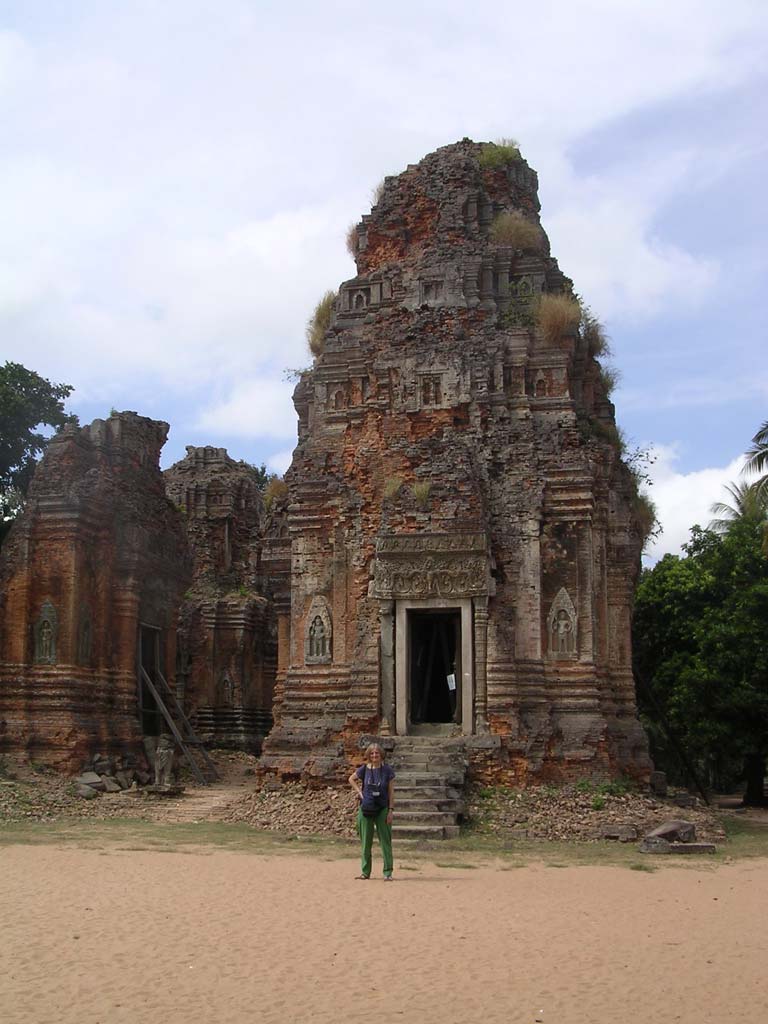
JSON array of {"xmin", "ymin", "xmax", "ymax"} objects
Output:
[{"xmin": 357, "ymin": 807, "xmax": 393, "ymax": 877}]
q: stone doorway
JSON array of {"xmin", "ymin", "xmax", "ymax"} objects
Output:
[
  {"xmin": 408, "ymin": 610, "xmax": 461, "ymax": 727},
  {"xmin": 394, "ymin": 597, "xmax": 474, "ymax": 736}
]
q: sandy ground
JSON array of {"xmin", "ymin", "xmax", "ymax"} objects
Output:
[{"xmin": 1, "ymin": 845, "xmax": 767, "ymax": 1024}]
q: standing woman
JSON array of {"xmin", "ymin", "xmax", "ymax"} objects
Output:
[{"xmin": 349, "ymin": 743, "xmax": 395, "ymax": 880}]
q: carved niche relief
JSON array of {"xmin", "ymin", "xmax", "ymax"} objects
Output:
[
  {"xmin": 34, "ymin": 600, "xmax": 58, "ymax": 664},
  {"xmin": 305, "ymin": 596, "xmax": 332, "ymax": 664},
  {"xmin": 548, "ymin": 587, "xmax": 577, "ymax": 659}
]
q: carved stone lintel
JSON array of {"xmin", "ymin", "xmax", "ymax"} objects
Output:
[{"xmin": 372, "ymin": 533, "xmax": 490, "ymax": 601}]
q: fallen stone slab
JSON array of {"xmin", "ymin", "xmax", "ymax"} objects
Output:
[
  {"xmin": 114, "ymin": 771, "xmax": 133, "ymax": 790},
  {"xmin": 668, "ymin": 842, "xmax": 716, "ymax": 855},
  {"xmin": 646, "ymin": 819, "xmax": 696, "ymax": 843},
  {"xmin": 74, "ymin": 772, "xmax": 105, "ymax": 790},
  {"xmin": 76, "ymin": 784, "xmax": 100, "ymax": 800},
  {"xmin": 101, "ymin": 776, "xmax": 122, "ymax": 793}
]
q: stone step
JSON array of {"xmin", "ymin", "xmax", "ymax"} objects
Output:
[
  {"xmin": 393, "ymin": 824, "xmax": 461, "ymax": 840},
  {"xmin": 394, "ymin": 810, "xmax": 458, "ymax": 826},
  {"xmin": 391, "ymin": 755, "xmax": 465, "ymax": 769},
  {"xmin": 396, "ymin": 771, "xmax": 465, "ymax": 786},
  {"xmin": 397, "ymin": 797, "xmax": 464, "ymax": 813}
]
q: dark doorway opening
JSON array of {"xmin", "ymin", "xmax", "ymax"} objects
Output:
[
  {"xmin": 138, "ymin": 625, "xmax": 163, "ymax": 735},
  {"xmin": 408, "ymin": 610, "xmax": 460, "ymax": 725}
]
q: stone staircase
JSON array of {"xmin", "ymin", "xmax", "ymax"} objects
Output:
[{"xmin": 389, "ymin": 737, "xmax": 467, "ymax": 840}]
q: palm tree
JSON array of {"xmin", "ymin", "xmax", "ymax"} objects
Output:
[
  {"xmin": 744, "ymin": 419, "xmax": 768, "ymax": 499},
  {"xmin": 709, "ymin": 479, "xmax": 767, "ymax": 534}
]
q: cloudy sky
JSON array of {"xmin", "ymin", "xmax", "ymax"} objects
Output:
[{"xmin": 1, "ymin": 0, "xmax": 766, "ymax": 561}]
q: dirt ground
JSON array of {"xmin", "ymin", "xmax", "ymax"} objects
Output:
[{"xmin": 1, "ymin": 837, "xmax": 767, "ymax": 1024}]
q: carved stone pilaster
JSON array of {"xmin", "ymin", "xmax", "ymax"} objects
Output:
[
  {"xmin": 473, "ymin": 597, "xmax": 489, "ymax": 733},
  {"xmin": 379, "ymin": 600, "xmax": 395, "ymax": 735}
]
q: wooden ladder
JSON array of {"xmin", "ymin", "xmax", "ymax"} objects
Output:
[{"xmin": 140, "ymin": 667, "xmax": 220, "ymax": 785}]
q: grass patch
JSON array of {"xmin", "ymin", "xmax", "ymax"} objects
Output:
[
  {"xmin": 306, "ymin": 290, "xmax": 336, "ymax": 357},
  {"xmin": 411, "ymin": 481, "xmax": 431, "ymax": 509},
  {"xmin": 488, "ymin": 211, "xmax": 542, "ymax": 251},
  {"xmin": 383, "ymin": 476, "xmax": 403, "ymax": 501},
  {"xmin": 598, "ymin": 364, "xmax": 622, "ymax": 396},
  {"xmin": 434, "ymin": 861, "xmax": 478, "ymax": 870},
  {"xmin": 629, "ymin": 862, "xmax": 657, "ymax": 872},
  {"xmin": 479, "ymin": 138, "xmax": 522, "ymax": 169},
  {"xmin": 346, "ymin": 223, "xmax": 358, "ymax": 258},
  {"xmin": 535, "ymin": 293, "xmax": 581, "ymax": 344}
]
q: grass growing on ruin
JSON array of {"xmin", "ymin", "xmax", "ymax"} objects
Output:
[
  {"xmin": 535, "ymin": 293, "xmax": 581, "ymax": 344},
  {"xmin": 411, "ymin": 481, "xmax": 431, "ymax": 509},
  {"xmin": 599, "ymin": 364, "xmax": 622, "ymax": 396},
  {"xmin": 346, "ymin": 223, "xmax": 358, "ymax": 258},
  {"xmin": 479, "ymin": 138, "xmax": 522, "ymax": 169},
  {"xmin": 306, "ymin": 290, "xmax": 336, "ymax": 357},
  {"xmin": 488, "ymin": 211, "xmax": 543, "ymax": 251},
  {"xmin": 383, "ymin": 476, "xmax": 403, "ymax": 500}
]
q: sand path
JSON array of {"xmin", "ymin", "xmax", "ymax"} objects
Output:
[{"xmin": 2, "ymin": 845, "xmax": 767, "ymax": 1024}]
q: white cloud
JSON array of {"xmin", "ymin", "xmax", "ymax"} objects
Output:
[
  {"xmin": 642, "ymin": 446, "xmax": 746, "ymax": 563},
  {"xmin": 196, "ymin": 377, "xmax": 298, "ymax": 442},
  {"xmin": 267, "ymin": 449, "xmax": 294, "ymax": 475},
  {"xmin": 0, "ymin": 0, "xmax": 765, "ymax": 448}
]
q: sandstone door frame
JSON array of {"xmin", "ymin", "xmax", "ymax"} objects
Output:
[{"xmin": 394, "ymin": 597, "xmax": 473, "ymax": 736}]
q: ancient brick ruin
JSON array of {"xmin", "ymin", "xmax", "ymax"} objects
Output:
[
  {"xmin": 261, "ymin": 139, "xmax": 651, "ymax": 785},
  {"xmin": 0, "ymin": 413, "xmax": 190, "ymax": 767},
  {"xmin": 0, "ymin": 421, "xmax": 276, "ymax": 767},
  {"xmin": 164, "ymin": 446, "xmax": 276, "ymax": 752},
  {"xmin": 0, "ymin": 140, "xmax": 651, "ymax": 790}
]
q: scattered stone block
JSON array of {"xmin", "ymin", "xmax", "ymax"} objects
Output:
[
  {"xmin": 638, "ymin": 835, "xmax": 672, "ymax": 854},
  {"xmin": 649, "ymin": 771, "xmax": 667, "ymax": 797},
  {"xmin": 101, "ymin": 776, "xmax": 122, "ymax": 793},
  {"xmin": 646, "ymin": 819, "xmax": 696, "ymax": 843},
  {"xmin": 76, "ymin": 784, "xmax": 99, "ymax": 800},
  {"xmin": 75, "ymin": 772, "xmax": 105, "ymax": 790},
  {"xmin": 673, "ymin": 793, "xmax": 697, "ymax": 809},
  {"xmin": 114, "ymin": 771, "xmax": 133, "ymax": 790}
]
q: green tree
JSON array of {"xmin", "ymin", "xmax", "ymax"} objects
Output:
[
  {"xmin": 0, "ymin": 361, "xmax": 77, "ymax": 540},
  {"xmin": 634, "ymin": 521, "xmax": 768, "ymax": 804}
]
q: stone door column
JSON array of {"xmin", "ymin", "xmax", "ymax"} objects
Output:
[
  {"xmin": 473, "ymin": 596, "xmax": 489, "ymax": 733},
  {"xmin": 379, "ymin": 600, "xmax": 395, "ymax": 734}
]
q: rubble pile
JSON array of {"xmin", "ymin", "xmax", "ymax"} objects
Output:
[
  {"xmin": 215, "ymin": 782, "xmax": 359, "ymax": 838},
  {"xmin": 466, "ymin": 783, "xmax": 726, "ymax": 843},
  {"xmin": 73, "ymin": 752, "xmax": 151, "ymax": 799}
]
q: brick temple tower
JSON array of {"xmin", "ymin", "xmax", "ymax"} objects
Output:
[{"xmin": 261, "ymin": 139, "xmax": 651, "ymax": 784}]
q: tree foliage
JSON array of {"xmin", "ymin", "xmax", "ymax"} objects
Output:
[
  {"xmin": 0, "ymin": 362, "xmax": 77, "ymax": 535},
  {"xmin": 634, "ymin": 520, "xmax": 768, "ymax": 803}
]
